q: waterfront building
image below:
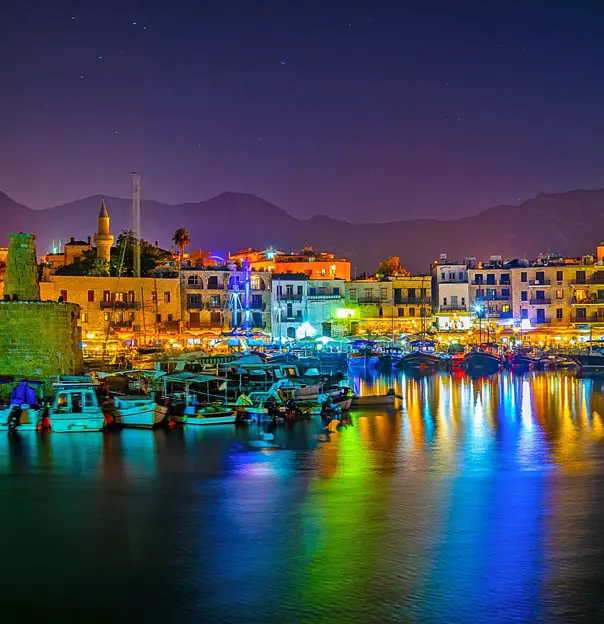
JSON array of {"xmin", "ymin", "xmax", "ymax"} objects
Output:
[
  {"xmin": 232, "ymin": 246, "xmax": 351, "ymax": 281},
  {"xmin": 343, "ymin": 275, "xmax": 431, "ymax": 337},
  {"xmin": 431, "ymin": 254, "xmax": 472, "ymax": 331},
  {"xmin": 181, "ymin": 266, "xmax": 271, "ymax": 334},
  {"xmin": 467, "ymin": 256, "xmax": 514, "ymax": 325},
  {"xmin": 306, "ymin": 278, "xmax": 347, "ymax": 337},
  {"xmin": 271, "ymin": 273, "xmax": 307, "ymax": 340}
]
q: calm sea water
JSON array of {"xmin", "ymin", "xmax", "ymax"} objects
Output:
[{"xmin": 2, "ymin": 371, "xmax": 604, "ymax": 623}]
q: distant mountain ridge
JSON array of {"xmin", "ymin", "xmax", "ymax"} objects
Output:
[{"xmin": 0, "ymin": 188, "xmax": 603, "ymax": 273}]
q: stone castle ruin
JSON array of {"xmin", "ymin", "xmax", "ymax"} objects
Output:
[{"xmin": 0, "ymin": 233, "xmax": 83, "ymax": 385}]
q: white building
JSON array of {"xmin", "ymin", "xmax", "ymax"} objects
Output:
[
  {"xmin": 433, "ymin": 254, "xmax": 472, "ymax": 331},
  {"xmin": 306, "ymin": 278, "xmax": 346, "ymax": 337},
  {"xmin": 271, "ymin": 274, "xmax": 307, "ymax": 340}
]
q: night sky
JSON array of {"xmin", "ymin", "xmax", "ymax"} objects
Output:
[{"xmin": 2, "ymin": 1, "xmax": 604, "ymax": 222}]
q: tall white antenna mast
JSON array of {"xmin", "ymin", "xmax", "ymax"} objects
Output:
[{"xmin": 131, "ymin": 172, "xmax": 142, "ymax": 277}]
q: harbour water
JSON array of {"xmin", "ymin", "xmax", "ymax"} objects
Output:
[{"xmin": 2, "ymin": 371, "xmax": 604, "ymax": 623}]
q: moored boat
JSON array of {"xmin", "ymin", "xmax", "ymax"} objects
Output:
[
  {"xmin": 462, "ymin": 350, "xmax": 502, "ymax": 376},
  {"xmin": 350, "ymin": 391, "xmax": 399, "ymax": 408},
  {"xmin": 107, "ymin": 395, "xmax": 168, "ymax": 429},
  {"xmin": 0, "ymin": 380, "xmax": 45, "ymax": 432},
  {"xmin": 572, "ymin": 350, "xmax": 604, "ymax": 376},
  {"xmin": 399, "ymin": 342, "xmax": 442, "ymax": 371},
  {"xmin": 49, "ymin": 376, "xmax": 105, "ymax": 433},
  {"xmin": 184, "ymin": 406, "xmax": 236, "ymax": 426}
]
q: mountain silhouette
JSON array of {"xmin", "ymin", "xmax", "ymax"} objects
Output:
[{"xmin": 1, "ymin": 188, "xmax": 603, "ymax": 273}]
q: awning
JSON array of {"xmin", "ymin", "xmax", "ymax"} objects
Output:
[{"xmin": 163, "ymin": 372, "xmax": 228, "ymax": 384}]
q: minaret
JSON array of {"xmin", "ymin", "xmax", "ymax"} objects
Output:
[{"xmin": 94, "ymin": 199, "xmax": 114, "ymax": 262}]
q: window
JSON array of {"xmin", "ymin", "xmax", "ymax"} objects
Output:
[
  {"xmin": 500, "ymin": 274, "xmax": 510, "ymax": 285},
  {"xmin": 114, "ymin": 292, "xmax": 123, "ymax": 302},
  {"xmin": 103, "ymin": 290, "xmax": 111, "ymax": 302},
  {"xmin": 287, "ymin": 303, "xmax": 293, "ymax": 318},
  {"xmin": 487, "ymin": 288, "xmax": 496, "ymax": 299},
  {"xmin": 502, "ymin": 288, "xmax": 510, "ymax": 297},
  {"xmin": 476, "ymin": 288, "xmax": 485, "ymax": 298},
  {"xmin": 459, "ymin": 272, "xmax": 464, "ymax": 280},
  {"xmin": 556, "ymin": 290, "xmax": 563, "ymax": 299},
  {"xmin": 80, "ymin": 313, "xmax": 88, "ymax": 323},
  {"xmin": 576, "ymin": 270, "xmax": 586, "ymax": 284},
  {"xmin": 333, "ymin": 287, "xmax": 340, "ymax": 296},
  {"xmin": 521, "ymin": 308, "xmax": 528, "ymax": 320},
  {"xmin": 60, "ymin": 290, "xmax": 67, "ymax": 301},
  {"xmin": 276, "ymin": 285, "xmax": 283, "ymax": 296},
  {"xmin": 486, "ymin": 274, "xmax": 495, "ymax": 285},
  {"xmin": 190, "ymin": 312, "xmax": 200, "ymax": 325},
  {"xmin": 448, "ymin": 272, "xmax": 455, "ymax": 280},
  {"xmin": 104, "ymin": 313, "xmax": 110, "ymax": 321},
  {"xmin": 286, "ymin": 285, "xmax": 293, "ymax": 295},
  {"xmin": 461, "ymin": 297, "xmax": 465, "ymax": 305},
  {"xmin": 474, "ymin": 274, "xmax": 483, "ymax": 285},
  {"xmin": 128, "ymin": 291, "xmax": 135, "ymax": 302},
  {"xmin": 187, "ymin": 274, "xmax": 201, "ymax": 287},
  {"xmin": 502, "ymin": 304, "xmax": 510, "ymax": 313},
  {"xmin": 321, "ymin": 269, "xmax": 326, "ymax": 276},
  {"xmin": 451, "ymin": 296, "xmax": 458, "ymax": 306},
  {"xmin": 521, "ymin": 272, "xmax": 527, "ymax": 283},
  {"xmin": 521, "ymin": 291, "xmax": 528, "ymax": 301},
  {"xmin": 87, "ymin": 290, "xmax": 95, "ymax": 302},
  {"xmin": 536, "ymin": 309, "xmax": 545, "ymax": 323},
  {"xmin": 168, "ymin": 314, "xmax": 173, "ymax": 322},
  {"xmin": 309, "ymin": 287, "xmax": 316, "ymax": 296},
  {"xmin": 408, "ymin": 288, "xmax": 416, "ymax": 299},
  {"xmin": 576, "ymin": 308, "xmax": 587, "ymax": 320},
  {"xmin": 443, "ymin": 297, "xmax": 448, "ymax": 306},
  {"xmin": 297, "ymin": 285, "xmax": 303, "ymax": 295},
  {"xmin": 420, "ymin": 309, "xmax": 426, "ymax": 317},
  {"xmin": 349, "ymin": 289, "xmax": 357, "ymax": 300},
  {"xmin": 408, "ymin": 307, "xmax": 415, "ymax": 317},
  {"xmin": 156, "ymin": 314, "xmax": 162, "ymax": 323},
  {"xmin": 56, "ymin": 393, "xmax": 68, "ymax": 410},
  {"xmin": 441, "ymin": 272, "xmax": 445, "ymax": 280},
  {"xmin": 535, "ymin": 271, "xmax": 545, "ymax": 284},
  {"xmin": 398, "ymin": 308, "xmax": 405, "ymax": 317},
  {"xmin": 164, "ymin": 292, "xmax": 171, "ymax": 303},
  {"xmin": 557, "ymin": 271, "xmax": 563, "ymax": 282},
  {"xmin": 129, "ymin": 312, "xmax": 135, "ymax": 321},
  {"xmin": 188, "ymin": 294, "xmax": 201, "ymax": 307},
  {"xmin": 380, "ymin": 288, "xmax": 388, "ymax": 300},
  {"xmin": 209, "ymin": 295, "xmax": 221, "ymax": 308},
  {"xmin": 535, "ymin": 290, "xmax": 545, "ymax": 301},
  {"xmin": 556, "ymin": 308, "xmax": 563, "ymax": 319}
]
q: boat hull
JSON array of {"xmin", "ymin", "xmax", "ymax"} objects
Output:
[
  {"xmin": 50, "ymin": 413, "xmax": 105, "ymax": 433},
  {"xmin": 463, "ymin": 352, "xmax": 501, "ymax": 375},
  {"xmin": 0, "ymin": 406, "xmax": 42, "ymax": 432},
  {"xmin": 399, "ymin": 352, "xmax": 442, "ymax": 370},
  {"xmin": 112, "ymin": 401, "xmax": 168, "ymax": 429},
  {"xmin": 348, "ymin": 355, "xmax": 379, "ymax": 368},
  {"xmin": 573, "ymin": 354, "xmax": 604, "ymax": 376},
  {"xmin": 351, "ymin": 395, "xmax": 397, "ymax": 408},
  {"xmin": 185, "ymin": 413, "xmax": 236, "ymax": 426}
]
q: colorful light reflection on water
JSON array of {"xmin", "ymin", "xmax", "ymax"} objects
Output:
[{"xmin": 1, "ymin": 372, "xmax": 604, "ymax": 622}]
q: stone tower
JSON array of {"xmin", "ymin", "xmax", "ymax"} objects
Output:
[
  {"xmin": 4, "ymin": 233, "xmax": 41, "ymax": 301},
  {"xmin": 94, "ymin": 199, "xmax": 114, "ymax": 262}
]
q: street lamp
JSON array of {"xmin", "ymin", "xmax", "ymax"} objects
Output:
[{"xmin": 474, "ymin": 303, "xmax": 484, "ymax": 343}]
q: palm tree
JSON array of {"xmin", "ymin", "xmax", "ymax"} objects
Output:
[{"xmin": 172, "ymin": 228, "xmax": 190, "ymax": 267}]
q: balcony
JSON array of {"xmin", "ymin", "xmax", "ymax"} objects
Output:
[
  {"xmin": 100, "ymin": 301, "xmax": 140, "ymax": 310},
  {"xmin": 571, "ymin": 314, "xmax": 604, "ymax": 324},
  {"xmin": 529, "ymin": 298, "xmax": 552, "ymax": 305},
  {"xmin": 358, "ymin": 296, "xmax": 383, "ymax": 304},
  {"xmin": 279, "ymin": 314, "xmax": 303, "ymax": 323},
  {"xmin": 190, "ymin": 322, "xmax": 223, "ymax": 330},
  {"xmin": 529, "ymin": 280, "xmax": 551, "ymax": 286},
  {"xmin": 187, "ymin": 300, "xmax": 203, "ymax": 310},
  {"xmin": 308, "ymin": 293, "xmax": 342, "ymax": 300},
  {"xmin": 207, "ymin": 301, "xmax": 223, "ymax": 310},
  {"xmin": 531, "ymin": 317, "xmax": 551, "ymax": 325},
  {"xmin": 278, "ymin": 294, "xmax": 303, "ymax": 302},
  {"xmin": 394, "ymin": 297, "xmax": 431, "ymax": 305},
  {"xmin": 572, "ymin": 296, "xmax": 604, "ymax": 305},
  {"xmin": 111, "ymin": 320, "xmax": 133, "ymax": 328},
  {"xmin": 185, "ymin": 282, "xmax": 204, "ymax": 290},
  {"xmin": 439, "ymin": 305, "xmax": 468, "ymax": 312},
  {"xmin": 489, "ymin": 311, "xmax": 513, "ymax": 319},
  {"xmin": 571, "ymin": 275, "xmax": 604, "ymax": 285}
]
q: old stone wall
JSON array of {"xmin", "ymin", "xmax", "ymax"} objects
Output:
[
  {"xmin": 3, "ymin": 233, "xmax": 40, "ymax": 301},
  {"xmin": 0, "ymin": 302, "xmax": 83, "ymax": 383}
]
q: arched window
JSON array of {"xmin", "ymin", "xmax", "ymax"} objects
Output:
[
  {"xmin": 250, "ymin": 275, "xmax": 265, "ymax": 291},
  {"xmin": 187, "ymin": 274, "xmax": 202, "ymax": 288},
  {"xmin": 228, "ymin": 275, "xmax": 241, "ymax": 290},
  {"xmin": 207, "ymin": 275, "xmax": 223, "ymax": 290}
]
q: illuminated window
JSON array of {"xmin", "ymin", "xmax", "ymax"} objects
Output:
[
  {"xmin": 103, "ymin": 290, "xmax": 111, "ymax": 302},
  {"xmin": 556, "ymin": 290, "xmax": 563, "ymax": 299},
  {"xmin": 104, "ymin": 313, "xmax": 110, "ymax": 321},
  {"xmin": 502, "ymin": 304, "xmax": 510, "ymax": 313},
  {"xmin": 80, "ymin": 313, "xmax": 88, "ymax": 323}
]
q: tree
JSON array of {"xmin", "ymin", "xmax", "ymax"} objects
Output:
[
  {"xmin": 54, "ymin": 249, "xmax": 97, "ymax": 276},
  {"xmin": 376, "ymin": 256, "xmax": 409, "ymax": 277},
  {"xmin": 112, "ymin": 230, "xmax": 172, "ymax": 277},
  {"xmin": 172, "ymin": 227, "xmax": 190, "ymax": 267},
  {"xmin": 189, "ymin": 249, "xmax": 215, "ymax": 268}
]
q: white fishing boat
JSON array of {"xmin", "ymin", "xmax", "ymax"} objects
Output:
[
  {"xmin": 50, "ymin": 376, "xmax": 105, "ymax": 433},
  {"xmin": 109, "ymin": 395, "xmax": 168, "ymax": 429}
]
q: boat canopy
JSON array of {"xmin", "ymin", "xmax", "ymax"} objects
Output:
[{"xmin": 163, "ymin": 372, "xmax": 228, "ymax": 384}]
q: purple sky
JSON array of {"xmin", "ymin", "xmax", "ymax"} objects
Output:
[{"xmin": 1, "ymin": 1, "xmax": 604, "ymax": 222}]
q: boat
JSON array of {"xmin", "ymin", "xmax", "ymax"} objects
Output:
[
  {"xmin": 507, "ymin": 351, "xmax": 538, "ymax": 372},
  {"xmin": 49, "ymin": 376, "xmax": 105, "ymax": 433},
  {"xmin": 462, "ymin": 350, "xmax": 502, "ymax": 376},
  {"xmin": 107, "ymin": 395, "xmax": 168, "ymax": 429},
  {"xmin": 350, "ymin": 392, "xmax": 399, "ymax": 408},
  {"xmin": 378, "ymin": 347, "xmax": 404, "ymax": 369},
  {"xmin": 98, "ymin": 370, "xmax": 169, "ymax": 429},
  {"xmin": 348, "ymin": 340, "xmax": 380, "ymax": 369},
  {"xmin": 0, "ymin": 380, "xmax": 45, "ymax": 432},
  {"xmin": 399, "ymin": 341, "xmax": 442, "ymax": 371},
  {"xmin": 572, "ymin": 350, "xmax": 604, "ymax": 376},
  {"xmin": 183, "ymin": 406, "xmax": 236, "ymax": 426}
]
